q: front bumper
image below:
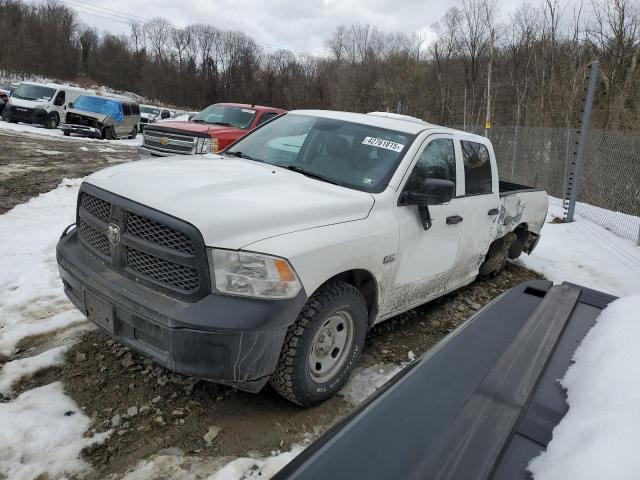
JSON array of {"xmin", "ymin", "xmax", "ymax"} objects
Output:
[
  {"xmin": 7, "ymin": 106, "xmax": 47, "ymax": 124},
  {"xmin": 56, "ymin": 227, "xmax": 306, "ymax": 391},
  {"xmin": 138, "ymin": 145, "xmax": 176, "ymax": 157},
  {"xmin": 60, "ymin": 123, "xmax": 101, "ymax": 138}
]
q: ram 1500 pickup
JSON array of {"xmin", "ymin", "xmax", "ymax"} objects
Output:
[{"xmin": 56, "ymin": 110, "xmax": 548, "ymax": 406}]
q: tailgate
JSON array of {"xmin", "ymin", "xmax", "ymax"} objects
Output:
[{"xmin": 273, "ymin": 281, "xmax": 616, "ymax": 480}]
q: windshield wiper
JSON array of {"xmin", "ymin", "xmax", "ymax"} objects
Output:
[
  {"xmin": 191, "ymin": 118, "xmax": 206, "ymax": 123},
  {"xmin": 226, "ymin": 151, "xmax": 262, "ymax": 162},
  {"xmin": 283, "ymin": 165, "xmax": 341, "ymax": 186},
  {"xmin": 212, "ymin": 122, "xmax": 233, "ymax": 127}
]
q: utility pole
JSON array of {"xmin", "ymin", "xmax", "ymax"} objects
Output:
[
  {"xmin": 463, "ymin": 88, "xmax": 467, "ymax": 131},
  {"xmin": 485, "ymin": 29, "xmax": 495, "ymax": 138}
]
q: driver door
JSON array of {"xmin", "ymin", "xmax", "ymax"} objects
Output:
[{"xmin": 387, "ymin": 134, "xmax": 464, "ymax": 314}]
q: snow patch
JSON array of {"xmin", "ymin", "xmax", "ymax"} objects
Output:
[
  {"xmin": 0, "ymin": 178, "xmax": 85, "ymax": 356},
  {"xmin": 208, "ymin": 446, "xmax": 304, "ymax": 480},
  {"xmin": 0, "ymin": 120, "xmax": 142, "ymax": 146},
  {"xmin": 520, "ymin": 202, "xmax": 640, "ymax": 297},
  {"xmin": 528, "ymin": 295, "xmax": 640, "ymax": 480},
  {"xmin": 0, "ymin": 381, "xmax": 110, "ymax": 480},
  {"xmin": 339, "ymin": 363, "xmax": 404, "ymax": 405},
  {"xmin": 34, "ymin": 149, "xmax": 63, "ymax": 155},
  {"xmin": 0, "ymin": 345, "xmax": 69, "ymax": 394}
]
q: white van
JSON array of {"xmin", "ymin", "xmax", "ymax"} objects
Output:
[{"xmin": 4, "ymin": 82, "xmax": 93, "ymax": 129}]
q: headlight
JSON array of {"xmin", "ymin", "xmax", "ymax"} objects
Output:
[
  {"xmin": 195, "ymin": 137, "xmax": 212, "ymax": 154},
  {"xmin": 211, "ymin": 138, "xmax": 220, "ymax": 153},
  {"xmin": 208, "ymin": 249, "xmax": 302, "ymax": 299}
]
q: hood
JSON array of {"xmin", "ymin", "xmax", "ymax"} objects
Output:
[
  {"xmin": 9, "ymin": 97, "xmax": 48, "ymax": 109},
  {"xmin": 146, "ymin": 121, "xmax": 243, "ymax": 136},
  {"xmin": 85, "ymin": 157, "xmax": 374, "ymax": 249},
  {"xmin": 65, "ymin": 108, "xmax": 108, "ymax": 122},
  {"xmin": 140, "ymin": 112, "xmax": 157, "ymax": 121}
]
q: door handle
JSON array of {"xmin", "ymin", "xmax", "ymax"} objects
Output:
[
  {"xmin": 446, "ymin": 215, "xmax": 463, "ymax": 225},
  {"xmin": 488, "ymin": 208, "xmax": 500, "ymax": 216}
]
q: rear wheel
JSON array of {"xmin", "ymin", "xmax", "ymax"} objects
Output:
[
  {"xmin": 270, "ymin": 281, "xmax": 368, "ymax": 407},
  {"xmin": 477, "ymin": 233, "xmax": 516, "ymax": 280},
  {"xmin": 63, "ymin": 130, "xmax": 70, "ymax": 136}
]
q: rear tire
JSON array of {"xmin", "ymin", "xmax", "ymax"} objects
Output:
[
  {"xmin": 270, "ymin": 281, "xmax": 368, "ymax": 407},
  {"xmin": 477, "ymin": 233, "xmax": 516, "ymax": 280},
  {"xmin": 63, "ymin": 130, "xmax": 70, "ymax": 137}
]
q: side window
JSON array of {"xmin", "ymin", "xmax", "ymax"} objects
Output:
[
  {"xmin": 122, "ymin": 103, "xmax": 131, "ymax": 115},
  {"xmin": 257, "ymin": 112, "xmax": 279, "ymax": 126},
  {"xmin": 131, "ymin": 104, "xmax": 140, "ymax": 115},
  {"xmin": 404, "ymin": 138, "xmax": 456, "ymax": 194},
  {"xmin": 54, "ymin": 90, "xmax": 65, "ymax": 106},
  {"xmin": 461, "ymin": 140, "xmax": 492, "ymax": 195}
]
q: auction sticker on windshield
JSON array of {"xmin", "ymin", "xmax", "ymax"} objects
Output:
[{"xmin": 362, "ymin": 137, "xmax": 404, "ymax": 152}]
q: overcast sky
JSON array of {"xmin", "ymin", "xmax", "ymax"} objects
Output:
[{"xmin": 50, "ymin": 0, "xmax": 574, "ymax": 54}]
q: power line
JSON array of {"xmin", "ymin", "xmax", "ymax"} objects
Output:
[{"xmin": 55, "ymin": 0, "xmax": 331, "ymax": 57}]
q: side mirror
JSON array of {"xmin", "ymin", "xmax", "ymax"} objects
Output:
[
  {"xmin": 402, "ymin": 178, "xmax": 455, "ymax": 206},
  {"xmin": 68, "ymin": 102, "xmax": 74, "ymax": 109}
]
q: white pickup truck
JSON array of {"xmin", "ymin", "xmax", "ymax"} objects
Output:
[{"xmin": 56, "ymin": 110, "xmax": 548, "ymax": 406}]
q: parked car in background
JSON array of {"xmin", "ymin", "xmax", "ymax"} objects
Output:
[
  {"xmin": 0, "ymin": 89, "xmax": 9, "ymax": 118},
  {"xmin": 170, "ymin": 111, "xmax": 199, "ymax": 122},
  {"xmin": 58, "ymin": 110, "xmax": 547, "ymax": 406},
  {"xmin": 139, "ymin": 104, "xmax": 165, "ymax": 129},
  {"xmin": 60, "ymin": 95, "xmax": 140, "ymax": 139},
  {"xmin": 139, "ymin": 103, "xmax": 285, "ymax": 156},
  {"xmin": 4, "ymin": 81, "xmax": 92, "ymax": 129}
]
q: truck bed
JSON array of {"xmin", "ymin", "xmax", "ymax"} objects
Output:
[
  {"xmin": 499, "ymin": 179, "xmax": 543, "ymax": 197},
  {"xmin": 273, "ymin": 281, "xmax": 616, "ymax": 480}
]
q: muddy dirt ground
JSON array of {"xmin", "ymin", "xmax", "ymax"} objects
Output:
[
  {"xmin": 0, "ymin": 129, "xmax": 136, "ymax": 213},
  {"xmin": 2, "ymin": 127, "xmax": 544, "ymax": 478}
]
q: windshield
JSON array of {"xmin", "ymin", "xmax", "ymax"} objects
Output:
[
  {"xmin": 12, "ymin": 83, "xmax": 56, "ymax": 101},
  {"xmin": 192, "ymin": 105, "xmax": 256, "ymax": 129},
  {"xmin": 141, "ymin": 106, "xmax": 161, "ymax": 115},
  {"xmin": 226, "ymin": 114, "xmax": 414, "ymax": 192},
  {"xmin": 73, "ymin": 96, "xmax": 124, "ymax": 123}
]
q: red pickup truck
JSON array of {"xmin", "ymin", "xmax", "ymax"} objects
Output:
[{"xmin": 139, "ymin": 103, "xmax": 286, "ymax": 157}]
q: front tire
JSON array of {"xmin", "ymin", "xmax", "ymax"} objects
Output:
[
  {"xmin": 129, "ymin": 126, "xmax": 138, "ymax": 139},
  {"xmin": 102, "ymin": 126, "xmax": 115, "ymax": 140},
  {"xmin": 45, "ymin": 113, "xmax": 59, "ymax": 129},
  {"xmin": 270, "ymin": 281, "xmax": 368, "ymax": 407}
]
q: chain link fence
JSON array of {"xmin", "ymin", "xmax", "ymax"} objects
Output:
[{"xmin": 448, "ymin": 124, "xmax": 640, "ymax": 245}]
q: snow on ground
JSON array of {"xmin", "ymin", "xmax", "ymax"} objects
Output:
[
  {"xmin": 339, "ymin": 363, "xmax": 405, "ymax": 405},
  {"xmin": 0, "ymin": 120, "xmax": 142, "ymax": 147},
  {"xmin": 528, "ymin": 294, "xmax": 640, "ymax": 480},
  {"xmin": 0, "ymin": 345, "xmax": 68, "ymax": 394},
  {"xmin": 0, "ymin": 381, "xmax": 111, "ymax": 480},
  {"xmin": 209, "ymin": 447, "xmax": 305, "ymax": 480},
  {"xmin": 0, "ymin": 178, "xmax": 84, "ymax": 357},
  {"xmin": 519, "ymin": 202, "xmax": 640, "ymax": 297}
]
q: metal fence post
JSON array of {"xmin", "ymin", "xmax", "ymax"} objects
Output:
[
  {"xmin": 637, "ymin": 222, "xmax": 640, "ymax": 246},
  {"xmin": 565, "ymin": 61, "xmax": 599, "ymax": 222}
]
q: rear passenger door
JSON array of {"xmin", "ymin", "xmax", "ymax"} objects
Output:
[{"xmin": 449, "ymin": 138, "xmax": 501, "ymax": 287}]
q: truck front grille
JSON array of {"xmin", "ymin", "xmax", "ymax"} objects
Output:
[
  {"xmin": 78, "ymin": 219, "xmax": 111, "ymax": 258},
  {"xmin": 143, "ymin": 129, "xmax": 196, "ymax": 154},
  {"xmin": 126, "ymin": 212, "xmax": 194, "ymax": 255},
  {"xmin": 126, "ymin": 247, "xmax": 200, "ymax": 291},
  {"xmin": 76, "ymin": 188, "xmax": 208, "ymax": 301}
]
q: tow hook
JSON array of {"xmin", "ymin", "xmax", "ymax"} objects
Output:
[{"xmin": 60, "ymin": 223, "xmax": 76, "ymax": 239}]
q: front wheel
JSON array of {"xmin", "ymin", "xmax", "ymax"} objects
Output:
[
  {"xmin": 270, "ymin": 281, "xmax": 368, "ymax": 407},
  {"xmin": 129, "ymin": 126, "xmax": 138, "ymax": 139},
  {"xmin": 101, "ymin": 126, "xmax": 115, "ymax": 140},
  {"xmin": 45, "ymin": 114, "xmax": 59, "ymax": 129}
]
